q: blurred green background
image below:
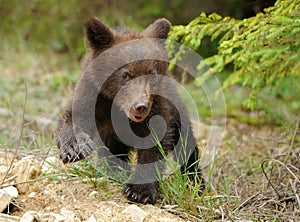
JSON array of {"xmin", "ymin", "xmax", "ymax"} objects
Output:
[{"xmin": 0, "ymin": 0, "xmax": 276, "ymax": 62}]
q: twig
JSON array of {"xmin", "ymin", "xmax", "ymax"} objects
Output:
[
  {"xmin": 0, "ymin": 177, "xmax": 47, "ymax": 189},
  {"xmin": 0, "ymin": 173, "xmax": 75, "ymax": 189},
  {"xmin": 261, "ymin": 158, "xmax": 300, "ymax": 201},
  {"xmin": 219, "ymin": 206, "xmax": 225, "ymax": 221},
  {"xmin": 204, "ymin": 195, "xmax": 239, "ymax": 200},
  {"xmin": 288, "ymin": 164, "xmax": 300, "ymax": 172},
  {"xmin": 271, "ymin": 159, "xmax": 300, "ymax": 184},
  {"xmin": 284, "ymin": 120, "xmax": 299, "ymax": 164},
  {"xmin": 261, "ymin": 160, "xmax": 281, "ymax": 199},
  {"xmin": 1, "ymin": 82, "xmax": 28, "ymax": 186},
  {"xmin": 1, "ymin": 175, "xmax": 17, "ymax": 184},
  {"xmin": 233, "ymin": 192, "xmax": 260, "ymax": 212},
  {"xmin": 234, "ymin": 172, "xmax": 248, "ymax": 198},
  {"xmin": 166, "ymin": 209, "xmax": 201, "ymax": 222}
]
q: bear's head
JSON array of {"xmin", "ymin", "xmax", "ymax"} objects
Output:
[{"xmin": 84, "ymin": 18, "xmax": 171, "ymax": 123}]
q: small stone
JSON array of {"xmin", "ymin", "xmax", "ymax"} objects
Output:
[
  {"xmin": 0, "ymin": 189, "xmax": 13, "ymax": 212},
  {"xmin": 87, "ymin": 215, "xmax": 97, "ymax": 222},
  {"xmin": 28, "ymin": 192, "xmax": 37, "ymax": 198},
  {"xmin": 45, "ymin": 206, "xmax": 52, "ymax": 211},
  {"xmin": 105, "ymin": 208, "xmax": 113, "ymax": 217},
  {"xmin": 20, "ymin": 211, "xmax": 40, "ymax": 222},
  {"xmin": 49, "ymin": 212, "xmax": 66, "ymax": 221},
  {"xmin": 11, "ymin": 156, "xmax": 41, "ymax": 194},
  {"xmin": 60, "ymin": 207, "xmax": 75, "ymax": 220},
  {"xmin": 61, "ymin": 194, "xmax": 66, "ymax": 200},
  {"xmin": 88, "ymin": 191, "xmax": 98, "ymax": 197},
  {"xmin": 0, "ymin": 166, "xmax": 9, "ymax": 175},
  {"xmin": 122, "ymin": 204, "xmax": 148, "ymax": 222},
  {"xmin": 0, "ymin": 213, "xmax": 19, "ymax": 222},
  {"xmin": 2, "ymin": 186, "xmax": 18, "ymax": 198},
  {"xmin": 162, "ymin": 204, "xmax": 178, "ymax": 209},
  {"xmin": 36, "ymin": 213, "xmax": 50, "ymax": 222},
  {"xmin": 43, "ymin": 189, "xmax": 50, "ymax": 195}
]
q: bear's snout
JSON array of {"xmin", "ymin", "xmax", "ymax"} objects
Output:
[
  {"xmin": 129, "ymin": 101, "xmax": 151, "ymax": 122},
  {"xmin": 135, "ymin": 102, "xmax": 148, "ymax": 115}
]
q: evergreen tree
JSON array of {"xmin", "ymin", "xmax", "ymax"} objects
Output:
[{"xmin": 168, "ymin": 0, "xmax": 300, "ymax": 109}]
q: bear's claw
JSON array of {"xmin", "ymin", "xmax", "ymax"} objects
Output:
[
  {"xmin": 122, "ymin": 183, "xmax": 158, "ymax": 204},
  {"xmin": 59, "ymin": 131, "xmax": 95, "ymax": 163}
]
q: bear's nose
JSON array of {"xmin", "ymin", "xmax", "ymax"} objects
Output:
[{"xmin": 134, "ymin": 102, "xmax": 148, "ymax": 115}]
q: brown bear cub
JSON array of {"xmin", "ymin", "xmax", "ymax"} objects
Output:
[{"xmin": 56, "ymin": 18, "xmax": 204, "ymax": 204}]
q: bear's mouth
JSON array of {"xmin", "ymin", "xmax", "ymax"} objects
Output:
[
  {"xmin": 129, "ymin": 113, "xmax": 146, "ymax": 122},
  {"xmin": 128, "ymin": 100, "xmax": 152, "ymax": 123}
]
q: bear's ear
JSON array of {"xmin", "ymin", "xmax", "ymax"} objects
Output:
[
  {"xmin": 142, "ymin": 18, "xmax": 171, "ymax": 39},
  {"xmin": 85, "ymin": 18, "xmax": 114, "ymax": 50}
]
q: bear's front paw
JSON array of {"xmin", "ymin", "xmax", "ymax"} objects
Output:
[
  {"xmin": 122, "ymin": 182, "xmax": 158, "ymax": 204},
  {"xmin": 59, "ymin": 131, "xmax": 95, "ymax": 164}
]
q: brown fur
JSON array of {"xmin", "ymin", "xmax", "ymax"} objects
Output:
[{"xmin": 56, "ymin": 18, "xmax": 204, "ymax": 204}]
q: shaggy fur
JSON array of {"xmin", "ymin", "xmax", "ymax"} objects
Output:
[{"xmin": 56, "ymin": 18, "xmax": 203, "ymax": 204}]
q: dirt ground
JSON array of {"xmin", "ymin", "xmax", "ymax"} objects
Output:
[
  {"xmin": 14, "ymin": 179, "xmax": 188, "ymax": 221},
  {"xmin": 1, "ymin": 153, "xmax": 189, "ymax": 221},
  {"xmin": 0, "ymin": 118, "xmax": 299, "ymax": 221}
]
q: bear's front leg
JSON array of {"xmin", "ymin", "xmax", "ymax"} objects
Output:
[
  {"xmin": 56, "ymin": 110, "xmax": 95, "ymax": 163},
  {"xmin": 122, "ymin": 147, "xmax": 165, "ymax": 204}
]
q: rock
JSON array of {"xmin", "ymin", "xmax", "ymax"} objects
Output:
[
  {"xmin": 98, "ymin": 201, "xmax": 116, "ymax": 218},
  {"xmin": 122, "ymin": 204, "xmax": 148, "ymax": 222},
  {"xmin": 0, "ymin": 213, "xmax": 19, "ymax": 222},
  {"xmin": 61, "ymin": 207, "xmax": 75, "ymax": 217},
  {"xmin": 95, "ymin": 201, "xmax": 185, "ymax": 222},
  {"xmin": 41, "ymin": 156, "xmax": 62, "ymax": 173},
  {"xmin": 28, "ymin": 192, "xmax": 37, "ymax": 198},
  {"xmin": 0, "ymin": 192, "xmax": 11, "ymax": 212},
  {"xmin": 0, "ymin": 186, "xmax": 18, "ymax": 213},
  {"xmin": 86, "ymin": 215, "xmax": 96, "ymax": 222},
  {"xmin": 20, "ymin": 211, "xmax": 40, "ymax": 222},
  {"xmin": 60, "ymin": 207, "xmax": 81, "ymax": 222},
  {"xmin": 19, "ymin": 211, "xmax": 70, "ymax": 222},
  {"xmin": 162, "ymin": 205, "xmax": 178, "ymax": 210},
  {"xmin": 88, "ymin": 191, "xmax": 98, "ymax": 197},
  {"xmin": 141, "ymin": 205, "xmax": 186, "ymax": 222},
  {"xmin": 11, "ymin": 155, "xmax": 41, "ymax": 194},
  {"xmin": 49, "ymin": 212, "xmax": 66, "ymax": 221},
  {"xmin": 2, "ymin": 186, "xmax": 18, "ymax": 198}
]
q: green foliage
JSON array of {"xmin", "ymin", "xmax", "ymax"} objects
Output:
[
  {"xmin": 0, "ymin": 0, "xmax": 203, "ymax": 60},
  {"xmin": 168, "ymin": 0, "xmax": 300, "ymax": 110}
]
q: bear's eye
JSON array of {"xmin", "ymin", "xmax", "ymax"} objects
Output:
[
  {"xmin": 122, "ymin": 71, "xmax": 130, "ymax": 81},
  {"xmin": 150, "ymin": 73, "xmax": 157, "ymax": 83}
]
